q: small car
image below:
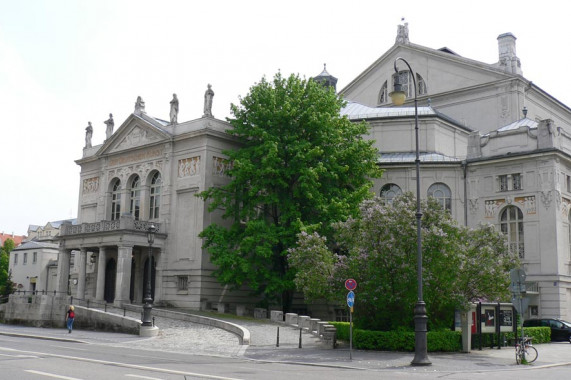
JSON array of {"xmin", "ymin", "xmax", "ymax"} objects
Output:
[{"xmin": 523, "ymin": 318, "xmax": 571, "ymax": 343}]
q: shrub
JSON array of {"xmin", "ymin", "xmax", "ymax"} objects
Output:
[{"xmin": 329, "ymin": 322, "xmax": 461, "ymax": 351}]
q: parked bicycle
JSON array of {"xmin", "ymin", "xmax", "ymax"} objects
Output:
[{"xmin": 515, "ymin": 337, "xmax": 538, "ymax": 364}]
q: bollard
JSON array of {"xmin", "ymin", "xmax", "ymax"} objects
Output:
[
  {"xmin": 153, "ymin": 317, "xmax": 155, "ymax": 327},
  {"xmin": 276, "ymin": 326, "xmax": 280, "ymax": 347},
  {"xmin": 104, "ymin": 303, "xmax": 107, "ymax": 312},
  {"xmin": 299, "ymin": 328, "xmax": 302, "ymax": 349}
]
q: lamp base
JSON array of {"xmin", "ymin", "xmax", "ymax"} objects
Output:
[
  {"xmin": 140, "ymin": 325, "xmax": 159, "ymax": 337},
  {"xmin": 411, "ymin": 301, "xmax": 432, "ymax": 366}
]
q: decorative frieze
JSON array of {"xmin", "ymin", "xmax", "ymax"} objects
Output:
[
  {"xmin": 108, "ymin": 146, "xmax": 164, "ymax": 167},
  {"xmin": 515, "ymin": 196, "xmax": 536, "ymax": 215},
  {"xmin": 485, "ymin": 199, "xmax": 504, "ymax": 218},
  {"xmin": 213, "ymin": 156, "xmax": 232, "ymax": 176},
  {"xmin": 178, "ymin": 156, "xmax": 200, "ymax": 178},
  {"xmin": 82, "ymin": 177, "xmax": 99, "ymax": 195},
  {"xmin": 485, "ymin": 196, "xmax": 536, "ymax": 218}
]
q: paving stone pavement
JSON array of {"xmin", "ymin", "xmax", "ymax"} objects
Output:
[{"xmin": 2, "ymin": 310, "xmax": 571, "ymax": 373}]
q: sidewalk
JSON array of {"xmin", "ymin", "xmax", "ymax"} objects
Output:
[{"xmin": 2, "ymin": 315, "xmax": 571, "ymax": 373}]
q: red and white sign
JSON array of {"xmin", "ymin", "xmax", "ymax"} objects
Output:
[{"xmin": 345, "ymin": 279, "xmax": 357, "ymax": 291}]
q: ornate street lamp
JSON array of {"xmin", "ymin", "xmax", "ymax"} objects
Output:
[
  {"xmin": 390, "ymin": 57, "xmax": 431, "ymax": 366},
  {"xmin": 142, "ymin": 223, "xmax": 157, "ymax": 326}
]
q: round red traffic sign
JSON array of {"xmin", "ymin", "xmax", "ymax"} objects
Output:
[{"xmin": 345, "ymin": 278, "xmax": 357, "ymax": 291}]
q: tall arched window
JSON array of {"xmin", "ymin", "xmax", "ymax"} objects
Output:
[
  {"xmin": 380, "ymin": 183, "xmax": 402, "ymax": 205},
  {"xmin": 392, "ymin": 71, "xmax": 427, "ymax": 98},
  {"xmin": 500, "ymin": 206, "xmax": 524, "ymax": 258},
  {"xmin": 149, "ymin": 172, "xmax": 162, "ymax": 219},
  {"xmin": 130, "ymin": 175, "xmax": 141, "ymax": 220},
  {"xmin": 427, "ymin": 183, "xmax": 451, "ymax": 211},
  {"xmin": 378, "ymin": 81, "xmax": 388, "ymax": 104},
  {"xmin": 111, "ymin": 180, "xmax": 121, "ymax": 221}
]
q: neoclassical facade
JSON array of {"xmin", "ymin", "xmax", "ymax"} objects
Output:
[
  {"xmin": 339, "ymin": 25, "xmax": 571, "ymax": 320},
  {"xmin": 55, "ymin": 25, "xmax": 571, "ymax": 321},
  {"xmin": 56, "ymin": 89, "xmax": 237, "ymax": 309}
]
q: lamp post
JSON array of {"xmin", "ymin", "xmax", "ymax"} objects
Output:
[
  {"xmin": 390, "ymin": 57, "xmax": 431, "ymax": 366},
  {"xmin": 142, "ymin": 223, "xmax": 157, "ymax": 326}
]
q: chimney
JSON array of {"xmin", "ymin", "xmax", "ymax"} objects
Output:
[{"xmin": 497, "ymin": 33, "xmax": 522, "ymax": 75}]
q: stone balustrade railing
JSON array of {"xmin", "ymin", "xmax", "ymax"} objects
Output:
[{"xmin": 60, "ymin": 217, "xmax": 161, "ymax": 236}]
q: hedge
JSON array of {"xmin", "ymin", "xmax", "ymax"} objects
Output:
[
  {"xmin": 329, "ymin": 322, "xmax": 461, "ymax": 352},
  {"xmin": 330, "ymin": 323, "xmax": 551, "ymax": 352}
]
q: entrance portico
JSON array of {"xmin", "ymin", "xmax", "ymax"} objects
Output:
[{"xmin": 55, "ymin": 218, "xmax": 164, "ymax": 307}]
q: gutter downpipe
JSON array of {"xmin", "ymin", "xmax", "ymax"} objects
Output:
[{"xmin": 462, "ymin": 160, "xmax": 468, "ymax": 226}]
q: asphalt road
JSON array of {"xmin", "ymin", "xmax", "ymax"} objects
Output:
[{"xmin": 2, "ymin": 333, "xmax": 571, "ymax": 380}]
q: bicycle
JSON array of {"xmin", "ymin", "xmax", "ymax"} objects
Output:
[{"xmin": 515, "ymin": 337, "xmax": 538, "ymax": 364}]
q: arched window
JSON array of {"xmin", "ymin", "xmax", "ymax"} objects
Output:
[
  {"xmin": 378, "ymin": 81, "xmax": 388, "ymax": 104},
  {"xmin": 111, "ymin": 180, "xmax": 121, "ymax": 221},
  {"xmin": 130, "ymin": 175, "xmax": 141, "ymax": 220},
  {"xmin": 149, "ymin": 172, "xmax": 162, "ymax": 219},
  {"xmin": 380, "ymin": 183, "xmax": 402, "ymax": 205},
  {"xmin": 500, "ymin": 206, "xmax": 524, "ymax": 258},
  {"xmin": 416, "ymin": 73, "xmax": 427, "ymax": 95},
  {"xmin": 427, "ymin": 183, "xmax": 451, "ymax": 211},
  {"xmin": 392, "ymin": 71, "xmax": 427, "ymax": 98}
]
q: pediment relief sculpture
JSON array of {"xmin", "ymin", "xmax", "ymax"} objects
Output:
[{"xmin": 113, "ymin": 126, "xmax": 160, "ymax": 152}]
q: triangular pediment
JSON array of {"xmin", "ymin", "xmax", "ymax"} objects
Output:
[
  {"xmin": 98, "ymin": 114, "xmax": 172, "ymax": 155},
  {"xmin": 340, "ymin": 42, "xmax": 515, "ymax": 107}
]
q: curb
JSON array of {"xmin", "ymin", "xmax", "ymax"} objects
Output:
[{"xmin": 0, "ymin": 331, "xmax": 88, "ymax": 344}]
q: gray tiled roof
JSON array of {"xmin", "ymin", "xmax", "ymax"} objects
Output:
[
  {"xmin": 13, "ymin": 240, "xmax": 59, "ymax": 251},
  {"xmin": 495, "ymin": 118, "xmax": 538, "ymax": 132},
  {"xmin": 379, "ymin": 152, "xmax": 461, "ymax": 163},
  {"xmin": 341, "ymin": 101, "xmax": 437, "ymax": 120}
]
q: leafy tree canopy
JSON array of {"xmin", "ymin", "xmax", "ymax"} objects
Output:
[
  {"xmin": 199, "ymin": 72, "xmax": 382, "ymax": 309},
  {"xmin": 1, "ymin": 238, "xmax": 16, "ymax": 297},
  {"xmin": 289, "ymin": 193, "xmax": 519, "ymax": 330}
]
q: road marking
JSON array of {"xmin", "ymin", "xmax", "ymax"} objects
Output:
[
  {"xmin": 0, "ymin": 353, "xmax": 39, "ymax": 358},
  {"xmin": 125, "ymin": 375, "xmax": 165, "ymax": 379},
  {"xmin": 1, "ymin": 347, "xmax": 245, "ymax": 380},
  {"xmin": 25, "ymin": 370, "xmax": 84, "ymax": 379}
]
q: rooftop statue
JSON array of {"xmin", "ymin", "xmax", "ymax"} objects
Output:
[
  {"xmin": 170, "ymin": 94, "xmax": 179, "ymax": 125},
  {"xmin": 135, "ymin": 96, "xmax": 146, "ymax": 115},
  {"xmin": 203, "ymin": 84, "xmax": 214, "ymax": 118},
  {"xmin": 85, "ymin": 122, "xmax": 93, "ymax": 148},
  {"xmin": 104, "ymin": 113, "xmax": 114, "ymax": 139}
]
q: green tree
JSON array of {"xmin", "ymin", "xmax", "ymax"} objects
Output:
[
  {"xmin": 199, "ymin": 72, "xmax": 382, "ymax": 310},
  {"xmin": 289, "ymin": 193, "xmax": 519, "ymax": 330},
  {"xmin": 0, "ymin": 238, "xmax": 16, "ymax": 298}
]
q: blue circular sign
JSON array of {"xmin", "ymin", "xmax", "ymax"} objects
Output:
[{"xmin": 347, "ymin": 291, "xmax": 355, "ymax": 307}]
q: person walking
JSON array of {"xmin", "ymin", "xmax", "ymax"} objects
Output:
[{"xmin": 66, "ymin": 305, "xmax": 75, "ymax": 333}]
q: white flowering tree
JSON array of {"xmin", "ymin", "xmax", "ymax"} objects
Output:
[{"xmin": 289, "ymin": 193, "xmax": 519, "ymax": 330}]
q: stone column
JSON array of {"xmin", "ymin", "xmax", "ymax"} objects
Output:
[
  {"xmin": 76, "ymin": 248, "xmax": 87, "ymax": 299},
  {"xmin": 56, "ymin": 246, "xmax": 71, "ymax": 295},
  {"xmin": 95, "ymin": 247, "xmax": 107, "ymax": 301},
  {"xmin": 115, "ymin": 245, "xmax": 133, "ymax": 305}
]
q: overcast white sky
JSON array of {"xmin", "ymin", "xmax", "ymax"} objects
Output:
[{"xmin": 1, "ymin": 0, "xmax": 570, "ymax": 236}]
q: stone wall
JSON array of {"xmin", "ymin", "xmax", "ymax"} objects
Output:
[{"xmin": 0, "ymin": 294, "xmax": 140, "ymax": 335}]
